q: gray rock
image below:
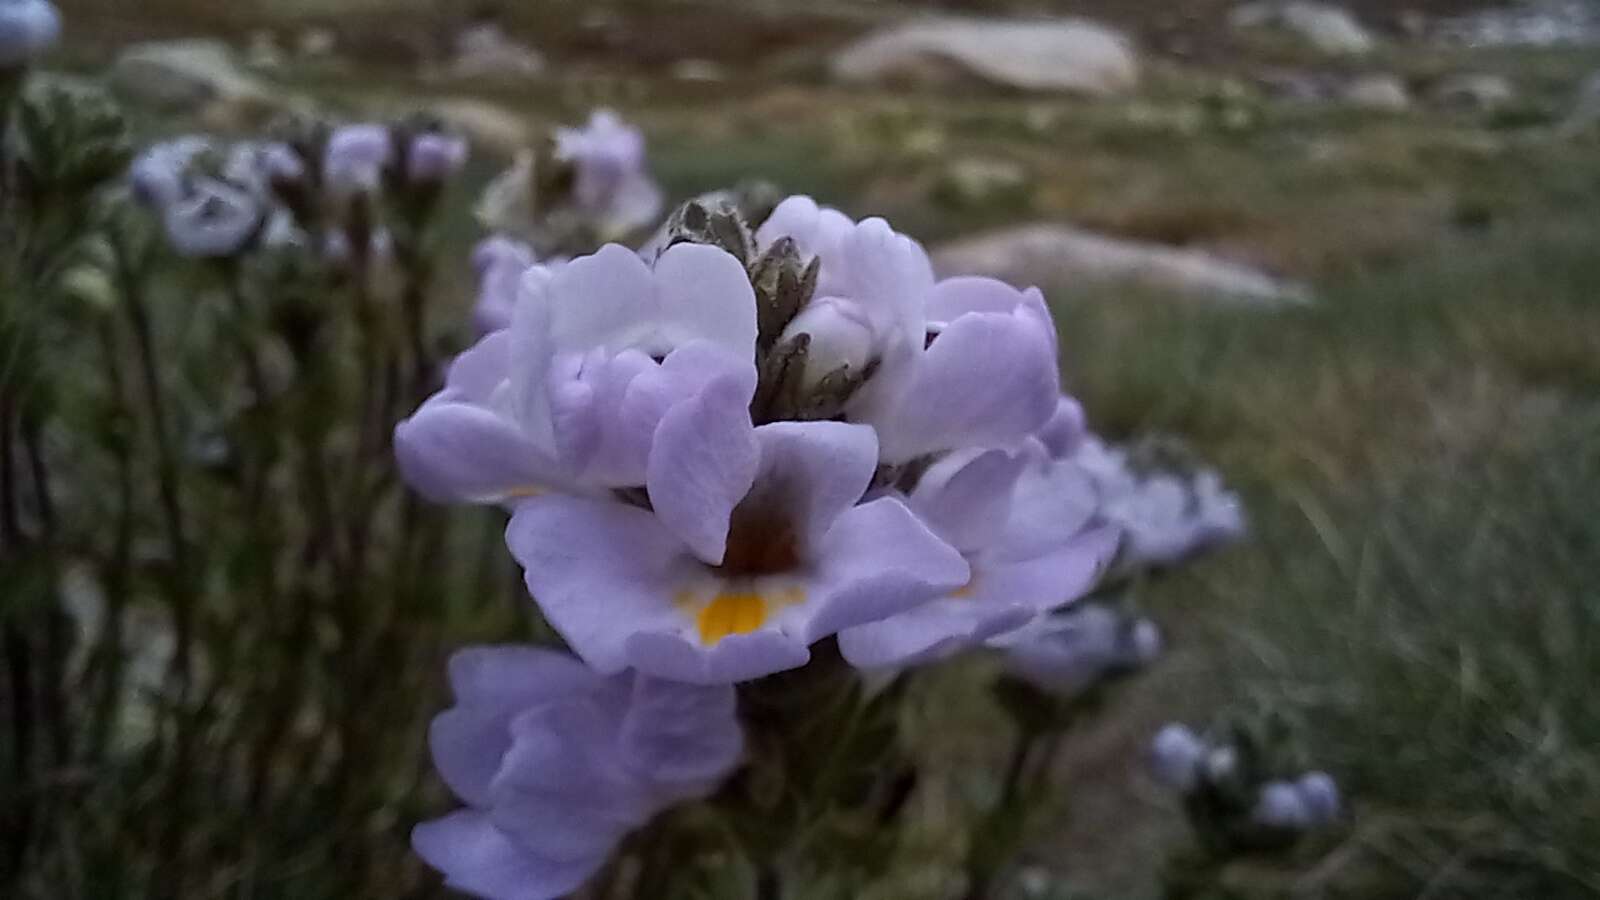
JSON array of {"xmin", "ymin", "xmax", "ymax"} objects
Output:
[
  {"xmin": 1435, "ymin": 0, "xmax": 1600, "ymax": 48},
  {"xmin": 831, "ymin": 18, "xmax": 1139, "ymax": 96},
  {"xmin": 1231, "ymin": 2, "xmax": 1376, "ymax": 55},
  {"xmin": 1432, "ymin": 73, "xmax": 1515, "ymax": 111},
  {"xmin": 111, "ymin": 39, "xmax": 272, "ymax": 112},
  {"xmin": 1342, "ymin": 74, "xmax": 1410, "ymax": 112},
  {"xmin": 448, "ymin": 23, "xmax": 545, "ymax": 80},
  {"xmin": 931, "ymin": 224, "xmax": 1310, "ymax": 306}
]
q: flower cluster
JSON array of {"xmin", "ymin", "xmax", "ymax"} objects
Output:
[
  {"xmin": 0, "ymin": 0, "xmax": 59, "ymax": 70},
  {"xmin": 128, "ymin": 120, "xmax": 468, "ymax": 262},
  {"xmin": 399, "ymin": 196, "xmax": 1127, "ymax": 895},
  {"xmin": 477, "ymin": 109, "xmax": 663, "ymax": 253},
  {"xmin": 995, "ymin": 603, "xmax": 1163, "ymax": 695},
  {"xmin": 1065, "ymin": 436, "xmax": 1246, "ymax": 574},
  {"xmin": 1150, "ymin": 722, "xmax": 1342, "ymax": 850},
  {"xmin": 413, "ymin": 647, "xmax": 742, "ymax": 899}
]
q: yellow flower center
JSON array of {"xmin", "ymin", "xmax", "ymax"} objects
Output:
[{"xmin": 695, "ymin": 592, "xmax": 769, "ymax": 645}]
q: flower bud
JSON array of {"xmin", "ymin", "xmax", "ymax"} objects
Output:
[
  {"xmin": 1295, "ymin": 771, "xmax": 1341, "ymax": 825},
  {"xmin": 1202, "ymin": 744, "xmax": 1239, "ymax": 784},
  {"xmin": 1125, "ymin": 617, "xmax": 1164, "ymax": 666},
  {"xmin": 778, "ymin": 297, "xmax": 877, "ymax": 391},
  {"xmin": 1149, "ymin": 723, "xmax": 1206, "ymax": 793},
  {"xmin": 161, "ymin": 177, "xmax": 266, "ymax": 258},
  {"xmin": 323, "ymin": 124, "xmax": 392, "ymax": 199},
  {"xmin": 1251, "ymin": 780, "xmax": 1311, "ymax": 830},
  {"xmin": 406, "ymin": 131, "xmax": 467, "ymax": 186},
  {"xmin": 0, "ymin": 0, "xmax": 60, "ymax": 70}
]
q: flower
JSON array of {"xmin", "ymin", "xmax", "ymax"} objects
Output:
[
  {"xmin": 0, "ymin": 0, "xmax": 60, "ymax": 70},
  {"xmin": 413, "ymin": 646, "xmax": 743, "ymax": 900},
  {"xmin": 1059, "ymin": 436, "xmax": 1247, "ymax": 571},
  {"xmin": 1251, "ymin": 780, "xmax": 1311, "ymax": 830},
  {"xmin": 323, "ymin": 123, "xmax": 392, "ymax": 200},
  {"xmin": 395, "ymin": 242, "xmax": 759, "ymax": 504},
  {"xmin": 129, "ymin": 139, "xmax": 273, "ymax": 258},
  {"xmin": 406, "ymin": 130, "xmax": 468, "ymax": 186},
  {"xmin": 989, "ymin": 604, "xmax": 1163, "ymax": 694},
  {"xmin": 753, "ymin": 199, "xmax": 1061, "ymax": 462},
  {"xmin": 508, "ymin": 419, "xmax": 970, "ymax": 684},
  {"xmin": 836, "ymin": 446, "xmax": 1119, "ymax": 669},
  {"xmin": 1149, "ymin": 723, "xmax": 1207, "ymax": 792},
  {"xmin": 553, "ymin": 109, "xmax": 663, "ymax": 239},
  {"xmin": 1294, "ymin": 771, "xmax": 1341, "ymax": 825},
  {"xmin": 470, "ymin": 235, "xmax": 538, "ymax": 335}
]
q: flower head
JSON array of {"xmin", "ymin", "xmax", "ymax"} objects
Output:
[
  {"xmin": 413, "ymin": 646, "xmax": 743, "ymax": 900},
  {"xmin": 0, "ymin": 0, "xmax": 60, "ymax": 70},
  {"xmin": 553, "ymin": 109, "xmax": 662, "ymax": 238},
  {"xmin": 989, "ymin": 604, "xmax": 1162, "ymax": 694},
  {"xmin": 1149, "ymin": 723, "xmax": 1207, "ymax": 793},
  {"xmin": 1061, "ymin": 436, "xmax": 1247, "ymax": 572},
  {"xmin": 129, "ymin": 139, "xmax": 274, "ymax": 258},
  {"xmin": 399, "ymin": 198, "xmax": 1089, "ymax": 684},
  {"xmin": 323, "ymin": 123, "xmax": 392, "ymax": 200},
  {"xmin": 837, "ymin": 446, "xmax": 1118, "ymax": 669},
  {"xmin": 406, "ymin": 130, "xmax": 469, "ymax": 186}
]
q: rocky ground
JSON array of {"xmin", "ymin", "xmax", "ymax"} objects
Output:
[{"xmin": 44, "ymin": 1, "xmax": 1600, "ymax": 897}]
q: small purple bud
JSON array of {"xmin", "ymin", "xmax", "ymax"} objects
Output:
[
  {"xmin": 406, "ymin": 132, "xmax": 468, "ymax": 186},
  {"xmin": 1149, "ymin": 723, "xmax": 1206, "ymax": 793},
  {"xmin": 0, "ymin": 0, "xmax": 61, "ymax": 69},
  {"xmin": 1252, "ymin": 780, "xmax": 1311, "ymax": 830},
  {"xmin": 1295, "ymin": 771, "xmax": 1341, "ymax": 825}
]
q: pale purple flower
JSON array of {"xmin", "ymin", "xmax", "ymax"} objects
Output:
[
  {"xmin": 413, "ymin": 646, "xmax": 743, "ymax": 900},
  {"xmin": 1149, "ymin": 723, "xmax": 1207, "ymax": 793},
  {"xmin": 129, "ymin": 137, "xmax": 209, "ymax": 208},
  {"xmin": 471, "ymin": 236, "xmax": 537, "ymax": 334},
  {"xmin": 407, "ymin": 131, "xmax": 469, "ymax": 185},
  {"xmin": 989, "ymin": 605, "xmax": 1163, "ymax": 695},
  {"xmin": 553, "ymin": 109, "xmax": 663, "ymax": 238},
  {"xmin": 130, "ymin": 139, "xmax": 272, "ymax": 258},
  {"xmin": 837, "ymin": 447, "xmax": 1119, "ymax": 669},
  {"xmin": 0, "ymin": 0, "xmax": 60, "ymax": 69},
  {"xmin": 395, "ymin": 242, "xmax": 760, "ymax": 503},
  {"xmin": 324, "ymin": 123, "xmax": 392, "ymax": 199},
  {"xmin": 1064, "ymin": 437, "xmax": 1247, "ymax": 571},
  {"xmin": 1295, "ymin": 771, "xmax": 1341, "ymax": 825},
  {"xmin": 1252, "ymin": 780, "xmax": 1312, "ymax": 830},
  {"xmin": 507, "ymin": 419, "xmax": 970, "ymax": 684},
  {"xmin": 754, "ymin": 199, "xmax": 1061, "ymax": 463},
  {"xmin": 260, "ymin": 141, "xmax": 307, "ymax": 188}
]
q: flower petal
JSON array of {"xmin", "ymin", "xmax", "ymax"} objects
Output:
[
  {"xmin": 506, "ymin": 496, "xmax": 695, "ymax": 675},
  {"xmin": 652, "ymin": 242, "xmax": 759, "ymax": 358},
  {"xmin": 746, "ymin": 421, "xmax": 879, "ymax": 552},
  {"xmin": 878, "ymin": 310, "xmax": 1060, "ymax": 462},
  {"xmin": 624, "ymin": 628, "xmax": 811, "ymax": 685},
  {"xmin": 619, "ymin": 678, "xmax": 743, "ymax": 786},
  {"xmin": 909, "ymin": 448, "xmax": 1028, "ymax": 553},
  {"xmin": 545, "ymin": 244, "xmax": 657, "ymax": 354},
  {"xmin": 647, "ymin": 371, "xmax": 759, "ymax": 565},
  {"xmin": 395, "ymin": 403, "xmax": 562, "ymax": 504},
  {"xmin": 412, "ymin": 811, "xmax": 604, "ymax": 900},
  {"xmin": 805, "ymin": 497, "xmax": 970, "ymax": 641},
  {"xmin": 429, "ymin": 647, "xmax": 602, "ymax": 807}
]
